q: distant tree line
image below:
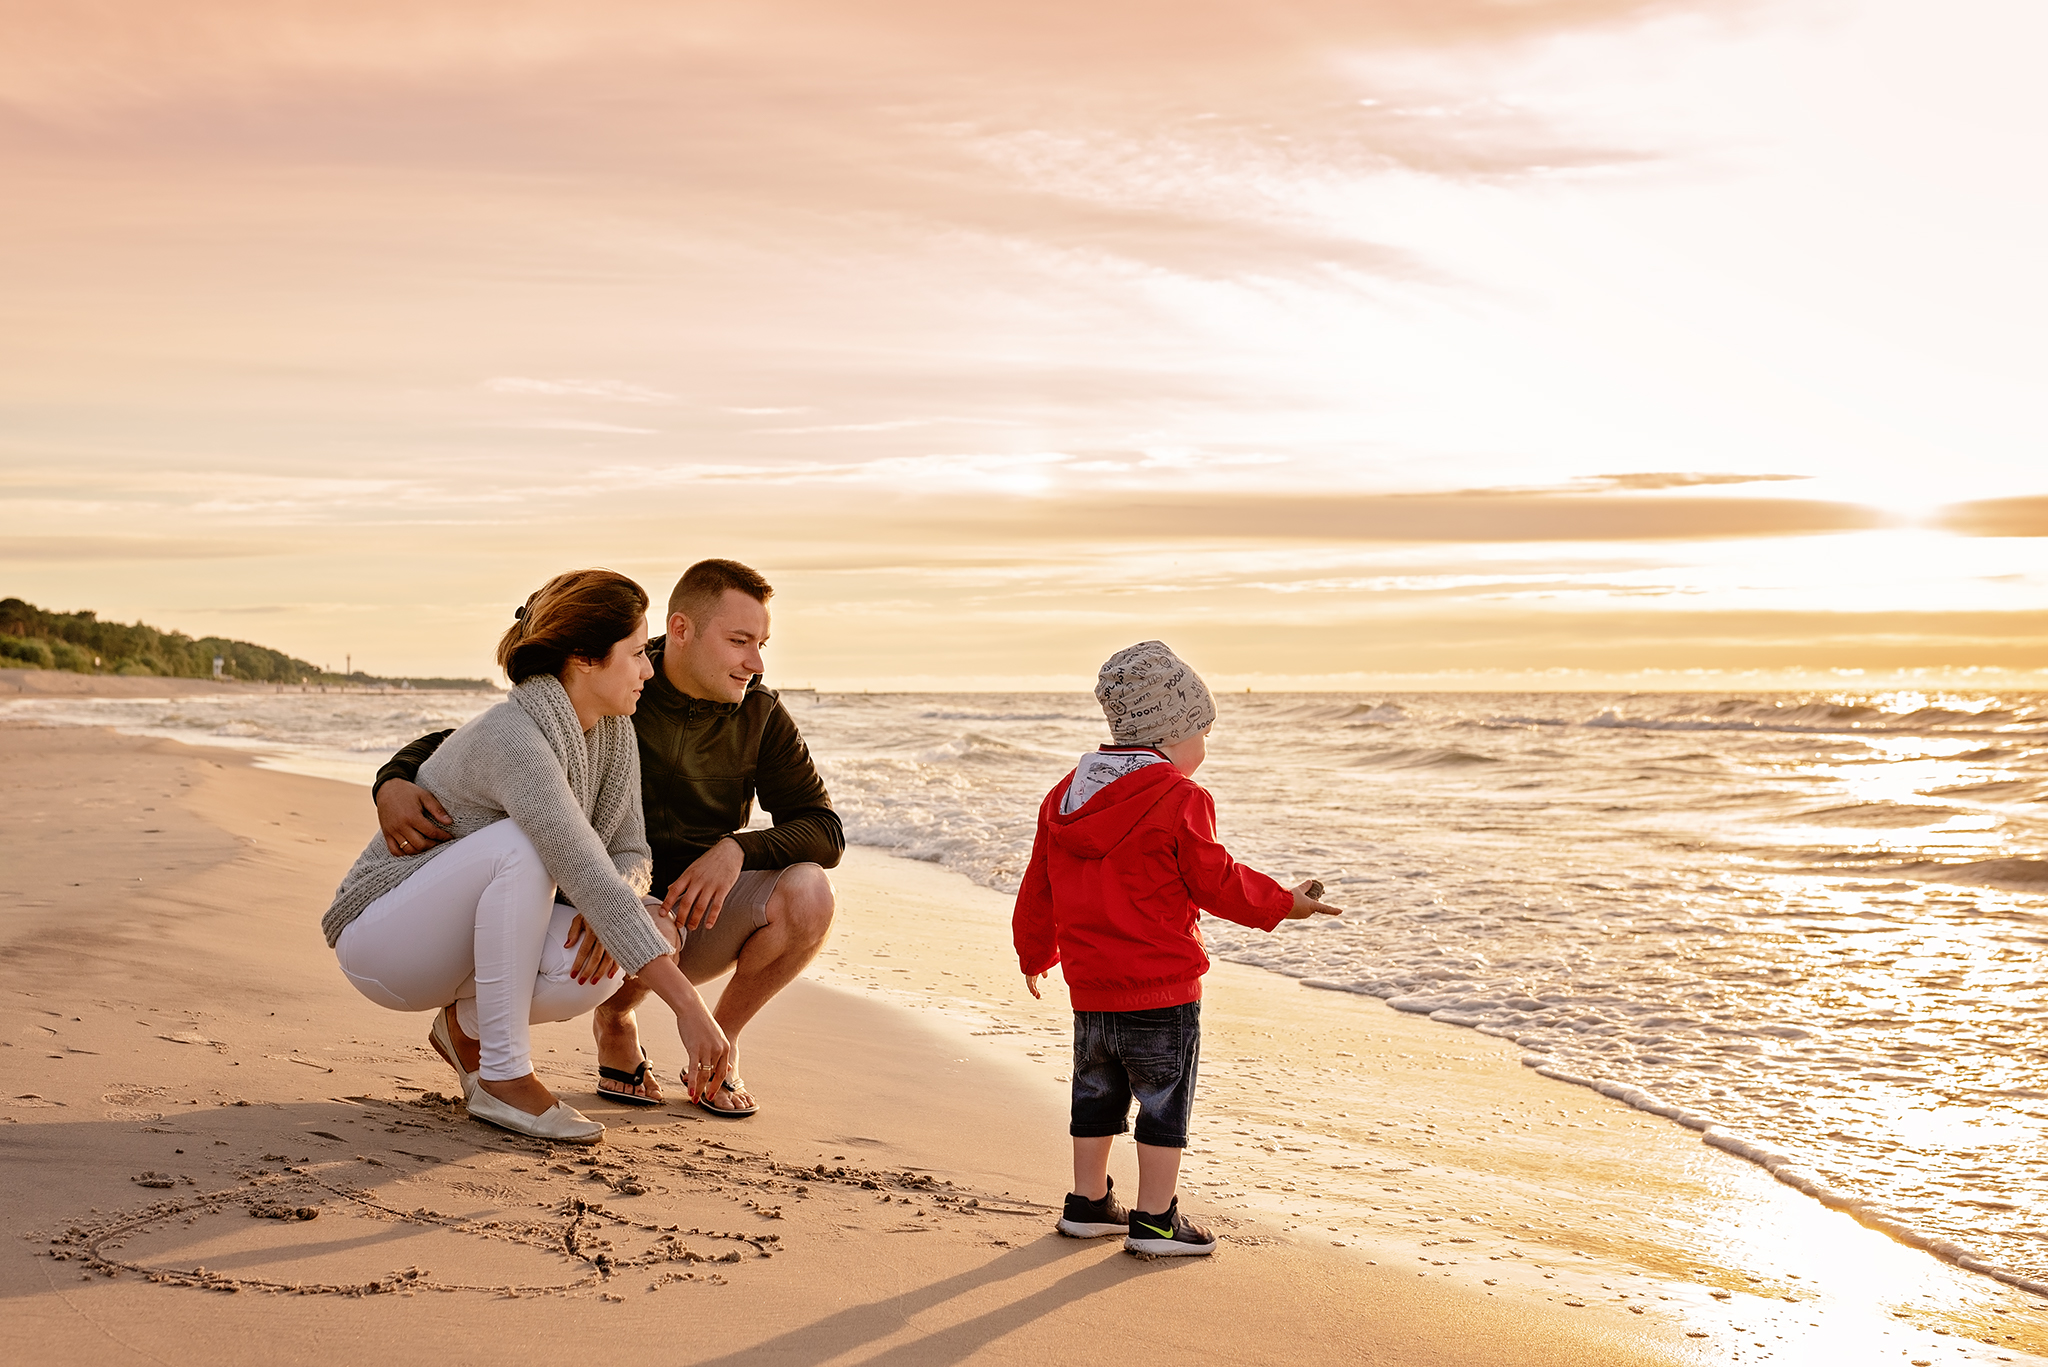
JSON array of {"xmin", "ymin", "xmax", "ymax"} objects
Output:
[{"xmin": 0, "ymin": 597, "xmax": 494, "ymax": 689}]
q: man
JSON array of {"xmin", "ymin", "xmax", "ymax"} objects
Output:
[{"xmin": 373, "ymin": 558, "xmax": 840, "ymax": 1116}]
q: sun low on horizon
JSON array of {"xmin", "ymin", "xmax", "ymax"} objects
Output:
[{"xmin": 2, "ymin": 0, "xmax": 2043, "ymax": 691}]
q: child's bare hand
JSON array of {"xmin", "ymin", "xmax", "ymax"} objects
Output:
[
  {"xmin": 1287, "ymin": 879, "xmax": 1343, "ymax": 920},
  {"xmin": 1024, "ymin": 972, "xmax": 1046, "ymax": 999}
]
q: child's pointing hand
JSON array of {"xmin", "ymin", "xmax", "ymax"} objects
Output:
[{"xmin": 1286, "ymin": 879, "xmax": 1343, "ymax": 920}]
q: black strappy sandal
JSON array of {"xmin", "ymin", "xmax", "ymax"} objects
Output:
[
  {"xmin": 692, "ymin": 1076, "xmax": 759, "ymax": 1119},
  {"xmin": 597, "ymin": 1047, "xmax": 664, "ymax": 1107}
]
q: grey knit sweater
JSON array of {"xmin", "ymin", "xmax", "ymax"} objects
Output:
[{"xmin": 322, "ymin": 675, "xmax": 669, "ymax": 974}]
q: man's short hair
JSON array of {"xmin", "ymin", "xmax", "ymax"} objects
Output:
[{"xmin": 667, "ymin": 559, "xmax": 774, "ymax": 629}]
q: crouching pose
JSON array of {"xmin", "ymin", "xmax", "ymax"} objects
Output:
[
  {"xmin": 373, "ymin": 558, "xmax": 842, "ymax": 1118},
  {"xmin": 320, "ymin": 569, "xmax": 730, "ymax": 1144}
]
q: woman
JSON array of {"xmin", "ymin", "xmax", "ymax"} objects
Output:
[{"xmin": 320, "ymin": 569, "xmax": 729, "ymax": 1143}]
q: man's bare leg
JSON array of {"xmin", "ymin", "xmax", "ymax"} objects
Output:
[
  {"xmin": 701, "ymin": 864, "xmax": 835, "ymax": 1110},
  {"xmin": 593, "ymin": 981, "xmax": 662, "ymax": 1102},
  {"xmin": 591, "ymin": 898, "xmax": 683, "ymax": 1103}
]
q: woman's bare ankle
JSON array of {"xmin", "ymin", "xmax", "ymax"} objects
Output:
[
  {"xmin": 477, "ymin": 1072, "xmax": 557, "ymax": 1116},
  {"xmin": 442, "ymin": 1006, "xmax": 482, "ymax": 1073}
]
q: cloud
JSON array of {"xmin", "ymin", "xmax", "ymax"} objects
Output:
[
  {"xmin": 1585, "ymin": 471, "xmax": 1809, "ymax": 491},
  {"xmin": 482, "ymin": 377, "xmax": 677, "ymax": 404},
  {"xmin": 1148, "ymin": 608, "xmax": 2048, "ymax": 674},
  {"xmin": 586, "ymin": 451, "xmax": 1082, "ymax": 493},
  {"xmin": 911, "ymin": 490, "xmax": 1892, "ymax": 542},
  {"xmin": 0, "ymin": 536, "xmax": 282, "ymax": 561},
  {"xmin": 1938, "ymin": 495, "xmax": 2048, "ymax": 538},
  {"xmin": 749, "ymin": 416, "xmax": 1022, "ymax": 436},
  {"xmin": 0, "ymin": 0, "xmax": 1690, "ymax": 294},
  {"xmin": 773, "ymin": 598, "xmax": 2048, "ymax": 682},
  {"xmin": 0, "ymin": 1, "xmax": 1705, "ymax": 110},
  {"xmin": 503, "ymin": 419, "xmax": 661, "ymax": 435}
]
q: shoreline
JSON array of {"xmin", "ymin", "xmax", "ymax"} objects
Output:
[
  {"xmin": 11, "ymin": 666, "xmax": 2046, "ymax": 703},
  {"xmin": 809, "ymin": 857, "xmax": 2048, "ymax": 1350},
  {"xmin": 0, "ymin": 667, "xmax": 496, "ymax": 699},
  {"xmin": 3, "ymin": 719, "xmax": 2043, "ymax": 1364},
  {"xmin": 1283, "ymin": 982, "xmax": 2048, "ymax": 1301}
]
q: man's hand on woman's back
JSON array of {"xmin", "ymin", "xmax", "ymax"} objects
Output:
[{"xmin": 376, "ymin": 777, "xmax": 455, "ymax": 856}]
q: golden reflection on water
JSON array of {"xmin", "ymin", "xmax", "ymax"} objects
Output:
[
  {"xmin": 1738, "ymin": 731, "xmax": 2036, "ymax": 864},
  {"xmin": 1678, "ymin": 1145, "xmax": 2048, "ymax": 1356}
]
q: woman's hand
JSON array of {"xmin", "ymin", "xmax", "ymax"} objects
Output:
[
  {"xmin": 674, "ymin": 1004, "xmax": 732, "ymax": 1103},
  {"xmin": 633, "ymin": 956, "xmax": 732, "ymax": 1103},
  {"xmin": 564, "ymin": 914, "xmax": 619, "ymax": 985}
]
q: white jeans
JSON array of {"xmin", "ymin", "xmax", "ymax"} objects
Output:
[{"xmin": 334, "ymin": 818, "xmax": 622, "ymax": 1081}]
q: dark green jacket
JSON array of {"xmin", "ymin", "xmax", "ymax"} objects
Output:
[{"xmin": 375, "ymin": 636, "xmax": 843, "ymax": 894}]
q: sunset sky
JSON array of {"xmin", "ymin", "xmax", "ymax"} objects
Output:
[{"xmin": 3, "ymin": 0, "xmax": 2043, "ymax": 689}]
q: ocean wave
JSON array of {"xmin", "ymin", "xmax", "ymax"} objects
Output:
[
  {"xmin": 1349, "ymin": 746, "xmax": 1499, "ymax": 770},
  {"xmin": 1907, "ymin": 857, "xmax": 2048, "ymax": 889},
  {"xmin": 1254, "ymin": 699, "xmax": 1410, "ymax": 726},
  {"xmin": 1581, "ymin": 697, "xmax": 2048, "ymax": 737},
  {"xmin": 1787, "ymin": 802, "xmax": 1970, "ymax": 828},
  {"xmin": 917, "ymin": 710, "xmax": 1091, "ymax": 723},
  {"xmin": 910, "ymin": 732, "xmax": 1073, "ymax": 765},
  {"xmin": 1925, "ymin": 778, "xmax": 2048, "ymax": 802}
]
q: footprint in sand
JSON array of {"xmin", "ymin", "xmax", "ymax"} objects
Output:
[{"xmin": 103, "ymin": 1084, "xmax": 171, "ymax": 1122}]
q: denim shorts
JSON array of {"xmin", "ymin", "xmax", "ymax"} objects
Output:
[{"xmin": 1069, "ymin": 1001, "xmax": 1201, "ymax": 1148}]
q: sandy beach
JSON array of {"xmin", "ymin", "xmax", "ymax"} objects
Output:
[
  {"xmin": 0, "ymin": 668, "xmax": 466, "ymax": 700},
  {"xmin": 3, "ymin": 716, "xmax": 2043, "ymax": 1365},
  {"xmin": 1, "ymin": 667, "xmax": 258, "ymax": 698}
]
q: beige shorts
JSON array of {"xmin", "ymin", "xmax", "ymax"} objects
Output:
[{"xmin": 674, "ymin": 866, "xmax": 802, "ymax": 983}]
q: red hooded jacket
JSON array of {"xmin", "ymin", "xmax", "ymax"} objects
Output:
[{"xmin": 1013, "ymin": 756, "xmax": 1293, "ymax": 1012}]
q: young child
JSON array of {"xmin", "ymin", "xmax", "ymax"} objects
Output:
[{"xmin": 1014, "ymin": 640, "xmax": 1341, "ymax": 1256}]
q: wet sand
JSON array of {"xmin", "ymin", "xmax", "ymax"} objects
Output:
[
  {"xmin": 3, "ymin": 720, "xmax": 2043, "ymax": 1364},
  {"xmin": 1, "ymin": 667, "xmax": 255, "ymax": 698},
  {"xmin": 0, "ymin": 668, "xmax": 472, "ymax": 699}
]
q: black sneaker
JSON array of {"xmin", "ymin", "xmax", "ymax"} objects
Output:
[
  {"xmin": 1125, "ymin": 1198, "xmax": 1217, "ymax": 1256},
  {"xmin": 1056, "ymin": 1176, "xmax": 1131, "ymax": 1238}
]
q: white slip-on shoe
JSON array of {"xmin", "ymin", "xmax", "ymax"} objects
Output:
[
  {"xmin": 466, "ymin": 1086, "xmax": 605, "ymax": 1145},
  {"xmin": 428, "ymin": 1007, "xmax": 479, "ymax": 1101}
]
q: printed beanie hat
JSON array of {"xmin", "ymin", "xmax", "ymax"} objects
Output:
[{"xmin": 1095, "ymin": 640, "xmax": 1216, "ymax": 747}]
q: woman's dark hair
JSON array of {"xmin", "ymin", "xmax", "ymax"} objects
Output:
[{"xmin": 496, "ymin": 569, "xmax": 649, "ymax": 685}]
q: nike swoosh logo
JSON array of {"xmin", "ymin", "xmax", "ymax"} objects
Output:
[{"xmin": 1134, "ymin": 1221, "xmax": 1173, "ymax": 1239}]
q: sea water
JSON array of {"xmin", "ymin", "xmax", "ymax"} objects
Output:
[{"xmin": 10, "ymin": 686, "xmax": 2045, "ymax": 1289}]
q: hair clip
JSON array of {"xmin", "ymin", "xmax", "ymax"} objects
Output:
[{"xmin": 513, "ymin": 605, "xmax": 528, "ymax": 621}]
